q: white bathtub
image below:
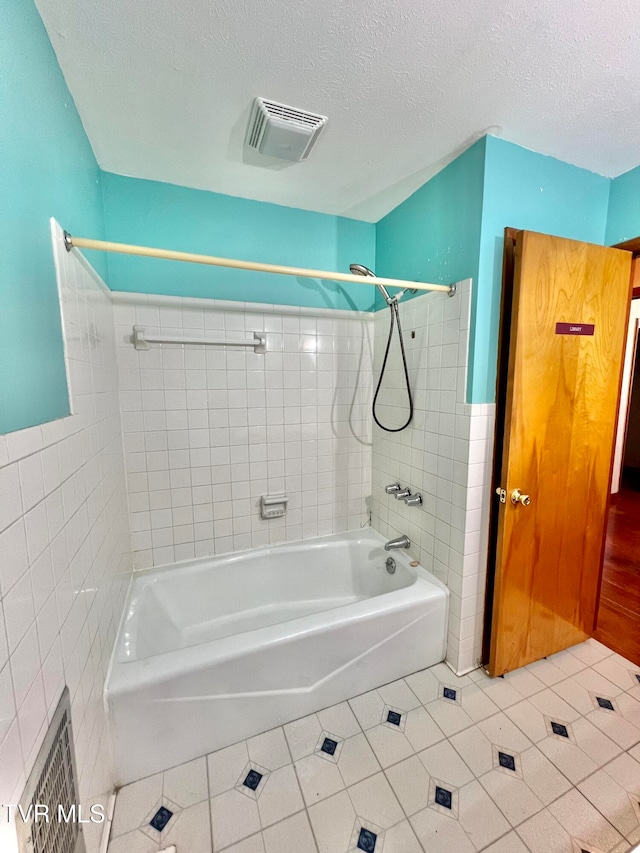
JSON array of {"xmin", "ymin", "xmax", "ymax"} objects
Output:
[{"xmin": 106, "ymin": 529, "xmax": 448, "ymax": 784}]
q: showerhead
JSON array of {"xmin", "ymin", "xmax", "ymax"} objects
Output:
[
  {"xmin": 349, "ymin": 263, "xmax": 393, "ymax": 304},
  {"xmin": 349, "ymin": 264, "xmax": 375, "ymax": 277}
]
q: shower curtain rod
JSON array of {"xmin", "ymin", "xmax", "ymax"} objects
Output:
[{"xmin": 63, "ymin": 232, "xmax": 454, "ymax": 295}]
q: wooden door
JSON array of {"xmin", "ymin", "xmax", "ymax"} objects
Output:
[{"xmin": 485, "ymin": 230, "xmax": 633, "ymax": 676}]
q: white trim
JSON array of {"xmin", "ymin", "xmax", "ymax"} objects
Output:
[{"xmin": 611, "ymin": 300, "xmax": 640, "ymax": 493}]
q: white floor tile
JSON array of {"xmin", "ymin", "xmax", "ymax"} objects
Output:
[
  {"xmin": 377, "ymin": 678, "xmax": 421, "ymax": 711},
  {"xmin": 578, "ymin": 768, "xmax": 640, "ymax": 844},
  {"xmin": 295, "ymin": 751, "xmax": 344, "ymax": 805},
  {"xmin": 553, "ymin": 675, "xmax": 616, "ymax": 718},
  {"xmin": 507, "ymin": 689, "xmax": 581, "ymax": 742},
  {"xmin": 460, "ymin": 681, "xmax": 501, "ymax": 721},
  {"xmin": 257, "ymin": 764, "xmax": 304, "ymax": 828},
  {"xmin": 425, "ymin": 694, "xmax": 474, "ymax": 736},
  {"xmin": 307, "ymin": 790, "xmax": 355, "ymax": 853},
  {"xmin": 476, "ymin": 675, "xmax": 524, "ymax": 708},
  {"xmin": 593, "ymin": 654, "xmax": 640, "ymax": 691},
  {"xmin": 516, "ymin": 806, "xmax": 585, "ymax": 853},
  {"xmin": 385, "ymin": 755, "xmax": 431, "ymax": 816},
  {"xmin": 284, "ymin": 714, "xmax": 322, "ymax": 760},
  {"xmin": 525, "ymin": 658, "xmax": 569, "ymax": 686},
  {"xmin": 108, "ymin": 639, "xmax": 638, "ymax": 853},
  {"xmin": 364, "ymin": 722, "xmax": 415, "ymax": 768},
  {"xmin": 382, "ymin": 819, "xmax": 423, "ymax": 852},
  {"xmin": 429, "ymin": 661, "xmax": 475, "ymax": 687},
  {"xmin": 480, "ymin": 830, "xmax": 530, "ymax": 852},
  {"xmin": 207, "ymin": 740, "xmax": 250, "ymax": 797},
  {"xmin": 403, "ymin": 705, "xmax": 445, "ymax": 752},
  {"xmin": 546, "ymin": 648, "xmax": 588, "ymax": 677},
  {"xmin": 221, "ymin": 833, "xmax": 266, "ymax": 853},
  {"xmin": 537, "ymin": 734, "xmax": 601, "ymax": 785},
  {"xmin": 450, "ymin": 724, "xmax": 495, "ymax": 778},
  {"xmin": 569, "ymin": 639, "xmax": 613, "ymax": 666},
  {"xmin": 347, "ymin": 771, "xmax": 404, "ymax": 829},
  {"xmin": 336, "ymin": 732, "xmax": 380, "ymax": 786},
  {"xmin": 163, "ymin": 756, "xmax": 208, "ymax": 808},
  {"xmin": 210, "ymin": 788, "xmax": 261, "ymax": 850},
  {"xmin": 585, "ymin": 705, "xmax": 640, "ymax": 750},
  {"xmin": 548, "ymin": 788, "xmax": 625, "ymax": 851},
  {"xmin": 111, "ymin": 773, "xmax": 163, "ymax": 838},
  {"xmin": 262, "ymin": 811, "xmax": 318, "ymax": 853},
  {"xmin": 248, "ymin": 726, "xmax": 291, "ymax": 770},
  {"xmin": 618, "ymin": 691, "xmax": 640, "ymax": 730},
  {"xmin": 479, "ymin": 767, "xmax": 544, "ymax": 827},
  {"xmin": 418, "ymin": 739, "xmax": 475, "ymax": 787},
  {"xmin": 107, "ymin": 828, "xmax": 157, "ymax": 853},
  {"xmin": 458, "ymin": 779, "xmax": 511, "ymax": 850},
  {"xmin": 570, "ymin": 665, "xmax": 624, "ymax": 699},
  {"xmin": 405, "ymin": 667, "xmax": 440, "ymax": 705},
  {"xmin": 518, "ymin": 745, "xmax": 572, "ymax": 805},
  {"xmin": 349, "ymin": 689, "xmax": 386, "ymax": 730},
  {"xmin": 161, "ymin": 800, "xmax": 212, "ymax": 852},
  {"xmin": 477, "ymin": 712, "xmax": 534, "ymax": 754},
  {"xmin": 317, "ymin": 701, "xmax": 361, "ymax": 739},
  {"xmin": 410, "ymin": 805, "xmax": 476, "ymax": 853}
]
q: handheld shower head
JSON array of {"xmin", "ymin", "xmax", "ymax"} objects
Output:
[{"xmin": 349, "ymin": 263, "xmax": 393, "ymax": 304}]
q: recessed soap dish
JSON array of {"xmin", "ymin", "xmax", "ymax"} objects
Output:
[{"xmin": 261, "ymin": 494, "xmax": 288, "ymax": 519}]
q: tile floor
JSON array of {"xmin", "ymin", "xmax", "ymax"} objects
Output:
[{"xmin": 107, "ymin": 639, "xmax": 640, "ymax": 853}]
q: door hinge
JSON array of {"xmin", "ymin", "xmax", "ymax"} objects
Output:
[{"xmin": 495, "ymin": 487, "xmax": 506, "ymax": 503}]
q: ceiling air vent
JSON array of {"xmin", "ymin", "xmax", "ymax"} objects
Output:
[{"xmin": 246, "ymin": 98, "xmax": 327, "ymax": 162}]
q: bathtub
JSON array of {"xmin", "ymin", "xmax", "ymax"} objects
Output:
[{"xmin": 106, "ymin": 528, "xmax": 448, "ymax": 784}]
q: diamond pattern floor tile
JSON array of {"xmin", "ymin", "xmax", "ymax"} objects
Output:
[{"xmin": 107, "ymin": 639, "xmax": 640, "ymax": 853}]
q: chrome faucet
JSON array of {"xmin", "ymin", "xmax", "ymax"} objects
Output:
[{"xmin": 384, "ymin": 535, "xmax": 410, "ymax": 551}]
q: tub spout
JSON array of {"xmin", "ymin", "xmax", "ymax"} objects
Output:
[{"xmin": 384, "ymin": 535, "xmax": 410, "ymax": 551}]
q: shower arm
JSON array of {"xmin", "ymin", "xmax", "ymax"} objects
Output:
[{"xmin": 63, "ymin": 232, "xmax": 456, "ymax": 296}]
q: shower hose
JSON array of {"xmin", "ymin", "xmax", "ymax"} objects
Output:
[{"xmin": 372, "ymin": 299, "xmax": 413, "ymax": 432}]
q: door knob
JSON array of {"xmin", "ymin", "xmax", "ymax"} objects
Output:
[{"xmin": 510, "ymin": 489, "xmax": 531, "ymax": 506}]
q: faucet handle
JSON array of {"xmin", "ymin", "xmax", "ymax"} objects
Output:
[
  {"xmin": 404, "ymin": 493, "xmax": 422, "ymax": 506},
  {"xmin": 395, "ymin": 489, "xmax": 411, "ymax": 500},
  {"xmin": 385, "ymin": 483, "xmax": 402, "ymax": 494}
]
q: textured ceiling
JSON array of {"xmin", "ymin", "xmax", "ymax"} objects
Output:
[{"xmin": 36, "ymin": 0, "xmax": 640, "ymax": 221}]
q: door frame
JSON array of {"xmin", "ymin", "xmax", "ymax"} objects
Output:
[
  {"xmin": 481, "ymin": 227, "xmax": 518, "ymax": 666},
  {"xmin": 481, "ymin": 228, "xmax": 635, "ymax": 669},
  {"xmin": 611, "ymin": 236, "xmax": 640, "ymax": 492}
]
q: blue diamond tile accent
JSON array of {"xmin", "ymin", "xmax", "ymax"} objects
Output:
[
  {"xmin": 321, "ymin": 737, "xmax": 338, "ymax": 756},
  {"xmin": 551, "ymin": 721, "xmax": 569, "ymax": 738},
  {"xmin": 498, "ymin": 751, "xmax": 516, "ymax": 772},
  {"xmin": 386, "ymin": 710, "xmax": 402, "ymax": 726},
  {"xmin": 435, "ymin": 786, "xmax": 453, "ymax": 809},
  {"xmin": 357, "ymin": 827, "xmax": 377, "ymax": 852},
  {"xmin": 596, "ymin": 697, "xmax": 615, "ymax": 711},
  {"xmin": 443, "ymin": 687, "xmax": 456, "ymax": 701},
  {"xmin": 149, "ymin": 806, "xmax": 173, "ymax": 832},
  {"xmin": 243, "ymin": 769, "xmax": 263, "ymax": 791}
]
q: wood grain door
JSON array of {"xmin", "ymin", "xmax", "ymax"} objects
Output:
[{"xmin": 485, "ymin": 230, "xmax": 633, "ymax": 676}]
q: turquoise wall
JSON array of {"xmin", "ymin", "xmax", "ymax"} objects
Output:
[
  {"xmin": 606, "ymin": 164, "xmax": 640, "ymax": 245},
  {"xmin": 362, "ymin": 135, "xmax": 615, "ymax": 403},
  {"xmin": 100, "ymin": 173, "xmax": 376, "ymax": 312},
  {"xmin": 4, "ymin": 0, "xmax": 639, "ymax": 433},
  {"xmin": 375, "ymin": 138, "xmax": 486, "ymax": 311},
  {"xmin": 473, "ymin": 136, "xmax": 611, "ymax": 402},
  {"xmin": 1, "ymin": 0, "xmax": 106, "ymax": 434}
]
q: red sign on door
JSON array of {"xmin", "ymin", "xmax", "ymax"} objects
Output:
[{"xmin": 555, "ymin": 323, "xmax": 595, "ymax": 336}]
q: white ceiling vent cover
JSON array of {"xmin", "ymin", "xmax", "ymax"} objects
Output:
[{"xmin": 246, "ymin": 98, "xmax": 327, "ymax": 162}]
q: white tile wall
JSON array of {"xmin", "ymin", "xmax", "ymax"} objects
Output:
[
  {"xmin": 112, "ymin": 294, "xmax": 374, "ymax": 570},
  {"xmin": 0, "ymin": 237, "xmax": 497, "ymax": 853},
  {"xmin": 0, "ymin": 222, "xmax": 132, "ymax": 853},
  {"xmin": 369, "ymin": 282, "xmax": 495, "ymax": 676}
]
